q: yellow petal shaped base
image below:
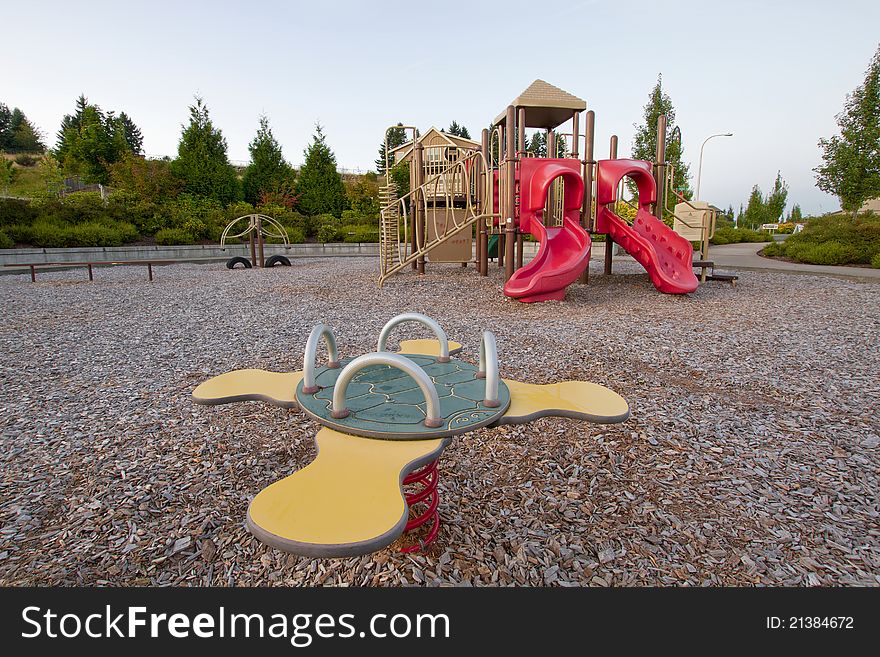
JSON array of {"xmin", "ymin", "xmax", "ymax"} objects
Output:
[
  {"xmin": 499, "ymin": 379, "xmax": 630, "ymax": 425},
  {"xmin": 247, "ymin": 428, "xmax": 446, "ymax": 557},
  {"xmin": 192, "ymin": 369, "xmax": 303, "ymax": 408},
  {"xmin": 397, "ymin": 339, "xmax": 463, "ymax": 357}
]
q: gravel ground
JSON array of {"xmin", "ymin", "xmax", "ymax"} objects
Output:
[{"xmin": 0, "ymin": 258, "xmax": 878, "ymax": 587}]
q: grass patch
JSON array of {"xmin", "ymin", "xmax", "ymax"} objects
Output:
[{"xmin": 3, "ymin": 166, "xmax": 48, "ymax": 197}]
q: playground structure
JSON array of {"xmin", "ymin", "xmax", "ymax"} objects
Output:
[
  {"xmin": 192, "ymin": 312, "xmax": 629, "ymax": 557},
  {"xmin": 377, "ymin": 80, "xmax": 728, "ymax": 301},
  {"xmin": 220, "ymin": 213, "xmax": 292, "ymax": 269}
]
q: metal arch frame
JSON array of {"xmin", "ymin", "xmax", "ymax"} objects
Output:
[
  {"xmin": 376, "ymin": 313, "xmax": 451, "ymax": 363},
  {"xmin": 302, "ymin": 324, "xmax": 341, "ymax": 394},
  {"xmin": 475, "ymin": 330, "xmax": 500, "ymax": 408},
  {"xmin": 330, "ymin": 353, "xmax": 443, "ymax": 429},
  {"xmin": 219, "ymin": 213, "xmax": 291, "ymax": 249}
]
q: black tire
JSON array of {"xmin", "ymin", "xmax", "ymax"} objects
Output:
[
  {"xmin": 226, "ymin": 256, "xmax": 253, "ymax": 269},
  {"xmin": 265, "ymin": 255, "xmax": 291, "ymax": 267}
]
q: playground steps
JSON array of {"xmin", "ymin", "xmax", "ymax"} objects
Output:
[{"xmin": 379, "ymin": 183, "xmax": 400, "ymax": 273}]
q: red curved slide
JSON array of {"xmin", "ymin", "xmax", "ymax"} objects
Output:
[
  {"xmin": 599, "ymin": 205, "xmax": 698, "ymax": 294},
  {"xmin": 503, "ymin": 159, "xmax": 591, "ymax": 303}
]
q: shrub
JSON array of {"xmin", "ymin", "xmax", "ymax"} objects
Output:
[
  {"xmin": 340, "ymin": 224, "xmax": 379, "ymax": 243},
  {"xmin": 28, "ymin": 220, "xmax": 70, "ymax": 247},
  {"xmin": 317, "ymin": 223, "xmax": 340, "ymax": 243},
  {"xmin": 52, "ymin": 192, "xmax": 106, "ymax": 224},
  {"xmin": 761, "ymin": 242, "xmax": 783, "ymax": 257},
  {"xmin": 256, "ymin": 203, "xmax": 312, "ymax": 236},
  {"xmin": 227, "ymin": 200, "xmax": 255, "ymax": 215},
  {"xmin": 763, "ymin": 213, "xmax": 880, "ymax": 266},
  {"xmin": 287, "ymin": 227, "xmax": 305, "ymax": 244},
  {"xmin": 710, "ymin": 227, "xmax": 766, "ymax": 245},
  {"xmin": 107, "ymin": 194, "xmax": 159, "ymax": 234},
  {"xmin": 5, "ymin": 223, "xmax": 34, "ymax": 244},
  {"xmin": 872, "ymin": 253, "xmax": 880, "ymax": 269},
  {"xmin": 14, "ymin": 154, "xmax": 38, "ymax": 167},
  {"xmin": 265, "ymin": 226, "xmax": 305, "ymax": 245},
  {"xmin": 0, "ymin": 198, "xmax": 38, "ymax": 227},
  {"xmin": 16, "ymin": 219, "xmax": 137, "ymax": 248},
  {"xmin": 154, "ymin": 228, "xmax": 195, "ymax": 245},
  {"xmin": 0, "ymin": 229, "xmax": 13, "ymax": 249},
  {"xmin": 65, "ymin": 222, "xmax": 126, "ymax": 247},
  {"xmin": 161, "ymin": 194, "xmax": 225, "ymax": 240}
]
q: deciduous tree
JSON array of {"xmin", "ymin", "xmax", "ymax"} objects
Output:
[{"xmin": 815, "ymin": 45, "xmax": 880, "ymax": 217}]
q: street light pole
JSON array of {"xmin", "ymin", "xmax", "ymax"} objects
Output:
[{"xmin": 696, "ymin": 132, "xmax": 733, "ymax": 200}]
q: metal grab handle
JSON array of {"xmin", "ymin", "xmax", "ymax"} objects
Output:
[
  {"xmin": 331, "ymin": 352, "xmax": 443, "ymax": 429},
  {"xmin": 475, "ymin": 331, "xmax": 500, "ymax": 408},
  {"xmin": 302, "ymin": 324, "xmax": 340, "ymax": 394},
  {"xmin": 376, "ymin": 313, "xmax": 450, "ymax": 363}
]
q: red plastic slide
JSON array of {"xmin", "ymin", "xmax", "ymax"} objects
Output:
[
  {"xmin": 595, "ymin": 159, "xmax": 698, "ymax": 295},
  {"xmin": 503, "ymin": 159, "xmax": 591, "ymax": 303}
]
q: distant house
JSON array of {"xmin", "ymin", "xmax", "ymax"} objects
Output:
[
  {"xmin": 390, "ymin": 127, "xmax": 480, "ymax": 171},
  {"xmin": 390, "ymin": 127, "xmax": 481, "ymax": 200},
  {"xmin": 831, "ymin": 197, "xmax": 880, "ymax": 216},
  {"xmin": 859, "ymin": 198, "xmax": 880, "ymax": 213}
]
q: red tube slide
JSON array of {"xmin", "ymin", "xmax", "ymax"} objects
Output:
[{"xmin": 503, "ymin": 159, "xmax": 591, "ymax": 303}]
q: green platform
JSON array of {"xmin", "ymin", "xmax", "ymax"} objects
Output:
[{"xmin": 296, "ymin": 354, "xmax": 510, "ymax": 440}]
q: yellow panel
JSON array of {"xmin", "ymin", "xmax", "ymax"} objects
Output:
[
  {"xmin": 192, "ymin": 369, "xmax": 302, "ymax": 408},
  {"xmin": 501, "ymin": 379, "xmax": 629, "ymax": 424},
  {"xmin": 247, "ymin": 428, "xmax": 445, "ymax": 556},
  {"xmin": 397, "ymin": 338, "xmax": 463, "ymax": 357}
]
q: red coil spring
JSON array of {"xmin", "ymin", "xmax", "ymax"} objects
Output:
[{"xmin": 399, "ymin": 459, "xmax": 440, "ymax": 553}]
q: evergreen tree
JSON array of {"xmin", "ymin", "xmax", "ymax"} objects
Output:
[
  {"xmin": 12, "ymin": 115, "xmax": 46, "ymax": 152},
  {"xmin": 170, "ymin": 97, "xmax": 240, "ymax": 204},
  {"xmin": 631, "ymin": 74, "xmax": 691, "ymax": 199},
  {"xmin": 447, "ymin": 121, "xmax": 471, "ymax": 140},
  {"xmin": 59, "ymin": 104, "xmax": 127, "ymax": 183},
  {"xmin": 0, "ymin": 103, "xmax": 45, "ymax": 152},
  {"xmin": 376, "ymin": 122, "xmax": 408, "ymax": 175},
  {"xmin": 242, "ymin": 115, "xmax": 295, "ymax": 205},
  {"xmin": 815, "ymin": 45, "xmax": 880, "ymax": 217},
  {"xmin": 788, "ymin": 204, "xmax": 803, "ymax": 223},
  {"xmin": 527, "ymin": 132, "xmax": 546, "ymax": 157},
  {"xmin": 54, "ymin": 95, "xmax": 134, "ymax": 182},
  {"xmin": 117, "ymin": 112, "xmax": 143, "ymax": 154},
  {"xmin": 296, "ymin": 123, "xmax": 347, "ymax": 216},
  {"xmin": 0, "ymin": 104, "xmax": 11, "ymax": 150},
  {"xmin": 525, "ymin": 131, "xmax": 568, "ymax": 157},
  {"xmin": 56, "ymin": 95, "xmax": 90, "ymax": 159}
]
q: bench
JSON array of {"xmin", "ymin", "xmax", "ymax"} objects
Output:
[
  {"xmin": 3, "ymin": 260, "xmax": 182, "ymax": 282},
  {"xmin": 692, "ymin": 260, "xmax": 738, "ymax": 287}
]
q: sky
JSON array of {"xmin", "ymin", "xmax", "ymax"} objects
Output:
[{"xmin": 3, "ymin": 0, "xmax": 878, "ymax": 216}]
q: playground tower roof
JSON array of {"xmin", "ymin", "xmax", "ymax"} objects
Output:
[{"xmin": 493, "ymin": 79, "xmax": 586, "ymax": 129}]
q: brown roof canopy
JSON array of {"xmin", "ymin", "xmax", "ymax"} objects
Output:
[{"xmin": 493, "ymin": 79, "xmax": 587, "ymax": 129}]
